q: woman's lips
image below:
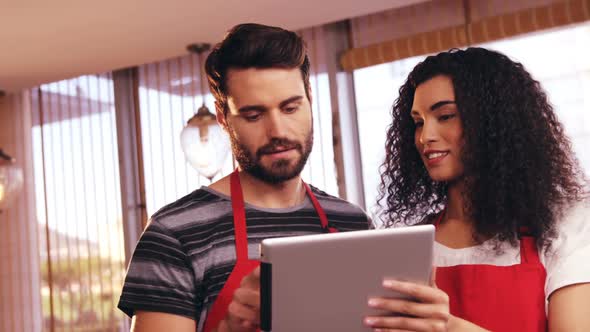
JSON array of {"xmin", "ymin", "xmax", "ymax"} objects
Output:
[{"xmin": 424, "ymin": 151, "xmax": 449, "ymax": 166}]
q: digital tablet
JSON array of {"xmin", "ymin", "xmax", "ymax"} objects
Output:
[{"xmin": 259, "ymin": 224, "xmax": 434, "ymax": 331}]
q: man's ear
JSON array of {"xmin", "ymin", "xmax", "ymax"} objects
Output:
[{"xmin": 215, "ymin": 101, "xmax": 229, "ymax": 132}]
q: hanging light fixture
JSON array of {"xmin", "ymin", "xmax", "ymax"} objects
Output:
[
  {"xmin": 180, "ymin": 43, "xmax": 230, "ymax": 182},
  {"xmin": 0, "ymin": 149, "xmax": 24, "ymax": 212}
]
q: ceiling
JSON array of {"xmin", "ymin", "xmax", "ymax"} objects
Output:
[{"xmin": 0, "ymin": 0, "xmax": 426, "ymax": 92}]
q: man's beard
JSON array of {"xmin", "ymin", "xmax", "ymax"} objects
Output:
[{"xmin": 228, "ymin": 129, "xmax": 313, "ymax": 184}]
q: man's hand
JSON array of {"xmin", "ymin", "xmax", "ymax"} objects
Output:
[{"xmin": 218, "ymin": 266, "xmax": 261, "ymax": 332}]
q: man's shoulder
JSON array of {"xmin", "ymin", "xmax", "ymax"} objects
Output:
[
  {"xmin": 308, "ymin": 184, "xmax": 369, "ymax": 218},
  {"xmin": 150, "ymin": 187, "xmax": 232, "ymax": 231}
]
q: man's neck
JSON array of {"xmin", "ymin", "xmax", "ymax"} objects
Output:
[
  {"xmin": 238, "ymin": 171, "xmax": 306, "ymax": 209},
  {"xmin": 208, "ymin": 170, "xmax": 306, "ymax": 209}
]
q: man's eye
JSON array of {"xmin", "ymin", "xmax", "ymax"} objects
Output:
[
  {"xmin": 284, "ymin": 106, "xmax": 298, "ymax": 114},
  {"xmin": 244, "ymin": 113, "xmax": 261, "ymax": 121}
]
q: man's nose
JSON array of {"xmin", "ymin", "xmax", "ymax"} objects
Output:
[{"xmin": 265, "ymin": 110, "xmax": 287, "ymax": 138}]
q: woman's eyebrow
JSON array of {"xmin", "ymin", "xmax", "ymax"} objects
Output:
[{"xmin": 429, "ymin": 100, "xmax": 456, "ymax": 111}]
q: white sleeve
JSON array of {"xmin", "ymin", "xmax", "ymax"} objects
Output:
[{"xmin": 542, "ymin": 200, "xmax": 590, "ymax": 300}]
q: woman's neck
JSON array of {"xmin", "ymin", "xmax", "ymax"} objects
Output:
[
  {"xmin": 445, "ymin": 182, "xmax": 469, "ymax": 222},
  {"xmin": 435, "ymin": 181, "xmax": 480, "ymax": 248}
]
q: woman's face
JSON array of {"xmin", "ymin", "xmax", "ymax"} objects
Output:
[{"xmin": 411, "ymin": 75, "xmax": 464, "ymax": 182}]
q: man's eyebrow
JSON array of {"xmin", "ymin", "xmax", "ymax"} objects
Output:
[
  {"xmin": 237, "ymin": 96, "xmax": 304, "ymax": 113},
  {"xmin": 429, "ymin": 100, "xmax": 456, "ymax": 111},
  {"xmin": 238, "ymin": 104, "xmax": 266, "ymax": 113},
  {"xmin": 279, "ymin": 96, "xmax": 303, "ymax": 109}
]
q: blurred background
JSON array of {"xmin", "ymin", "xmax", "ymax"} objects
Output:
[{"xmin": 0, "ymin": 0, "xmax": 589, "ymax": 331}]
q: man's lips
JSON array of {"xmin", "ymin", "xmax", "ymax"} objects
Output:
[
  {"xmin": 266, "ymin": 147, "xmax": 293, "ymax": 154},
  {"xmin": 260, "ymin": 145, "xmax": 297, "ymax": 155},
  {"xmin": 259, "ymin": 146, "xmax": 297, "ymax": 159}
]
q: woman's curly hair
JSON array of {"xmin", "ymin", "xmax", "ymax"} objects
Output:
[{"xmin": 377, "ymin": 47, "xmax": 586, "ymax": 248}]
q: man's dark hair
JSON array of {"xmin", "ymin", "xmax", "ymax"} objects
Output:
[{"xmin": 205, "ymin": 23, "xmax": 311, "ymax": 115}]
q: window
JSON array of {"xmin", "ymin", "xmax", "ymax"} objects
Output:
[
  {"xmin": 31, "ymin": 74, "xmax": 128, "ymax": 331},
  {"xmin": 137, "ymin": 54, "xmax": 234, "ymax": 217},
  {"xmin": 354, "ymin": 56, "xmax": 425, "ymax": 218}
]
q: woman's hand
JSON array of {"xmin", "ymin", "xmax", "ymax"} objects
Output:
[{"xmin": 364, "ymin": 268, "xmax": 450, "ymax": 332}]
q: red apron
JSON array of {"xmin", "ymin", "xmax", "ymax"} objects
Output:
[
  {"xmin": 202, "ymin": 170, "xmax": 336, "ymax": 332},
  {"xmin": 434, "ymin": 212, "xmax": 547, "ymax": 331}
]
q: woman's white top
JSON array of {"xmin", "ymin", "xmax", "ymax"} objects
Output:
[{"xmin": 434, "ymin": 201, "xmax": 590, "ymax": 304}]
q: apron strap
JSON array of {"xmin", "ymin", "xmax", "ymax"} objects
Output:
[
  {"xmin": 210, "ymin": 170, "xmax": 332, "ymax": 332},
  {"xmin": 230, "ymin": 171, "xmax": 337, "ymax": 260},
  {"xmin": 303, "ymin": 182, "xmax": 337, "ymax": 233},
  {"xmin": 230, "ymin": 170, "xmax": 249, "ymax": 261},
  {"xmin": 518, "ymin": 226, "xmax": 541, "ymax": 264},
  {"xmin": 434, "ymin": 209, "xmax": 445, "ymax": 227}
]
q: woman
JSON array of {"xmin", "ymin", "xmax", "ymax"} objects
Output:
[{"xmin": 363, "ymin": 48, "xmax": 590, "ymax": 331}]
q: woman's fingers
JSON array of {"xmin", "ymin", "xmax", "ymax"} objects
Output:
[
  {"xmin": 364, "ymin": 316, "xmax": 448, "ymax": 332},
  {"xmin": 430, "ymin": 266, "xmax": 437, "ymax": 287},
  {"xmin": 364, "ymin": 279, "xmax": 451, "ymax": 331},
  {"xmin": 368, "ymin": 297, "xmax": 449, "ymax": 320},
  {"xmin": 382, "ymin": 279, "xmax": 449, "ymax": 304}
]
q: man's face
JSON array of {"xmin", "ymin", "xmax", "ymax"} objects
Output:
[{"xmin": 220, "ymin": 67, "xmax": 313, "ymax": 183}]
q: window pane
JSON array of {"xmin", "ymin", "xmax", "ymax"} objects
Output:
[
  {"xmin": 31, "ymin": 74, "xmax": 128, "ymax": 331},
  {"xmin": 354, "ymin": 56, "xmax": 425, "ymax": 219},
  {"xmin": 138, "ymin": 54, "xmax": 234, "ymax": 217}
]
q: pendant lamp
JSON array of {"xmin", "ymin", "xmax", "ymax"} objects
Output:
[
  {"xmin": 0, "ymin": 149, "xmax": 24, "ymax": 212},
  {"xmin": 180, "ymin": 43, "xmax": 230, "ymax": 182}
]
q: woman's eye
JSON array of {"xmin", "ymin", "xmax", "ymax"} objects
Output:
[
  {"xmin": 414, "ymin": 121, "xmax": 424, "ymax": 128},
  {"xmin": 439, "ymin": 114, "xmax": 456, "ymax": 121}
]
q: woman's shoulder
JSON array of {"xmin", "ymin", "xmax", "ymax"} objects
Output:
[{"xmin": 541, "ymin": 198, "xmax": 590, "ymax": 299}]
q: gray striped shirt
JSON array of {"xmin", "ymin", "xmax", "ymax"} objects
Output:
[{"xmin": 118, "ymin": 185, "xmax": 370, "ymax": 330}]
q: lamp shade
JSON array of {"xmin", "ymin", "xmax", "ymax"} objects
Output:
[
  {"xmin": 0, "ymin": 164, "xmax": 24, "ymax": 210},
  {"xmin": 180, "ymin": 105, "xmax": 230, "ymax": 180}
]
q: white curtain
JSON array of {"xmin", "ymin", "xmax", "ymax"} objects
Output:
[{"xmin": 0, "ymin": 91, "xmax": 42, "ymax": 332}]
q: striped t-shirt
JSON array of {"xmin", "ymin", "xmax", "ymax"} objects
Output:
[{"xmin": 117, "ymin": 185, "xmax": 370, "ymax": 330}]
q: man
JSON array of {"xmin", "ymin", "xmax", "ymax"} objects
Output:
[{"xmin": 118, "ymin": 23, "xmax": 370, "ymax": 332}]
